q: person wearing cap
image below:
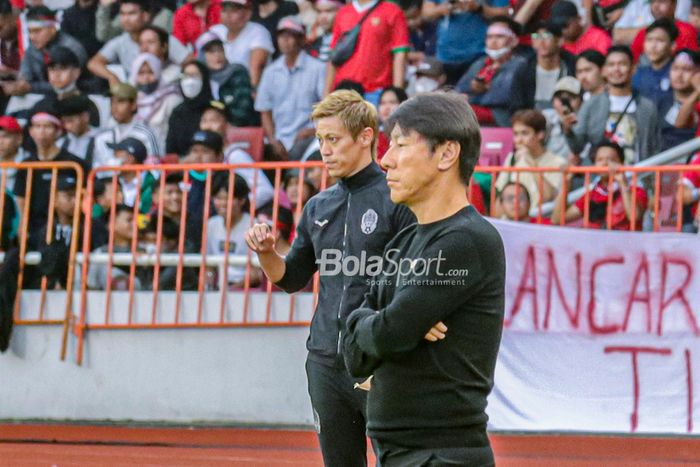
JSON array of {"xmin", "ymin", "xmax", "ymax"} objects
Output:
[
  {"xmin": 198, "ymin": 32, "xmax": 257, "ymax": 127},
  {"xmin": 564, "ymin": 45, "xmax": 662, "ymax": 164},
  {"xmin": 36, "ymin": 173, "xmax": 109, "ymax": 290},
  {"xmin": 323, "ymin": 0, "xmax": 409, "ymax": 106},
  {"xmin": 246, "ymin": 90, "xmax": 415, "ymax": 467},
  {"xmin": 28, "ymin": 47, "xmax": 102, "ymax": 128},
  {"xmin": 632, "ymin": 19, "xmax": 677, "ymax": 110},
  {"xmin": 14, "ymin": 111, "xmax": 89, "ymax": 250},
  {"xmin": 410, "ymin": 56, "xmax": 447, "ymax": 95},
  {"xmin": 422, "ymin": 0, "xmax": 509, "ymax": 85},
  {"xmin": 0, "ymin": 116, "xmax": 24, "ymax": 193},
  {"xmin": 207, "ymin": 0, "xmax": 274, "ymax": 88},
  {"xmin": 658, "ymin": 49, "xmax": 700, "ymax": 149},
  {"xmin": 139, "ymin": 25, "xmax": 184, "ymax": 86},
  {"xmin": 550, "ymin": 0, "xmax": 611, "ymax": 56},
  {"xmin": 515, "ymin": 22, "xmax": 576, "ymax": 110},
  {"xmin": 455, "ymin": 16, "xmax": 528, "ymax": 126},
  {"xmin": 172, "ymin": 0, "xmax": 222, "ymax": 47},
  {"xmin": 180, "ymin": 129, "xmax": 226, "ymax": 250},
  {"xmin": 111, "ymin": 136, "xmax": 156, "ymax": 214},
  {"xmin": 543, "ymin": 76, "xmax": 584, "ymax": 161},
  {"xmin": 308, "ymin": 0, "xmax": 341, "ymax": 62},
  {"xmin": 256, "ymin": 16, "xmax": 325, "ymax": 160},
  {"xmin": 630, "ymin": 0, "xmax": 699, "ymax": 63},
  {"xmin": 197, "ymin": 101, "xmax": 275, "ymax": 206},
  {"xmin": 9, "ymin": 6, "xmax": 87, "ymax": 97},
  {"xmin": 88, "ymin": 0, "xmax": 190, "ymax": 87},
  {"xmin": 166, "ymin": 60, "xmax": 215, "ymax": 156},
  {"xmin": 56, "ymin": 95, "xmax": 100, "ymax": 164},
  {"xmin": 92, "ymin": 82, "xmax": 162, "ymax": 171},
  {"xmin": 252, "ymin": 0, "xmax": 300, "ymax": 55}
]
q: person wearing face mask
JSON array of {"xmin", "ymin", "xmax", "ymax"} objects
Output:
[
  {"xmin": 455, "ymin": 16, "xmax": 528, "ymax": 126},
  {"xmin": 129, "ymin": 52, "xmax": 183, "ymax": 156},
  {"xmin": 408, "ymin": 56, "xmax": 447, "ymax": 96},
  {"xmin": 197, "ymin": 32, "xmax": 258, "ymax": 127},
  {"xmin": 165, "ymin": 60, "xmax": 215, "ymax": 156}
]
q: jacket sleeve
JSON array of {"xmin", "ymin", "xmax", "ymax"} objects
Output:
[
  {"xmin": 343, "ymin": 231, "xmax": 485, "ymax": 359},
  {"xmin": 565, "ymin": 98, "xmax": 594, "ymax": 156},
  {"xmin": 225, "ymin": 65, "xmax": 257, "ymax": 127},
  {"xmin": 342, "ymin": 288, "xmax": 383, "ymax": 377},
  {"xmin": 274, "ymin": 200, "xmax": 318, "ymax": 293}
]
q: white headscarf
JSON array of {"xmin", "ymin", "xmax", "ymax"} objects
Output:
[{"xmin": 129, "ymin": 52, "xmax": 178, "ymax": 122}]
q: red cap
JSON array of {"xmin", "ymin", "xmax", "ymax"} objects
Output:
[{"xmin": 0, "ymin": 116, "xmax": 22, "ymax": 134}]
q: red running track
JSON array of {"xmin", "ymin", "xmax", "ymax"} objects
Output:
[{"xmin": 0, "ymin": 424, "xmax": 699, "ymax": 466}]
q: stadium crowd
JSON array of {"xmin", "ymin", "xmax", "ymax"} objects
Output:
[{"xmin": 0, "ymin": 0, "xmax": 699, "ymax": 292}]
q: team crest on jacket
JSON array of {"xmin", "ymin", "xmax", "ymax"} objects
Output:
[{"xmin": 361, "ymin": 209, "xmax": 378, "ymax": 234}]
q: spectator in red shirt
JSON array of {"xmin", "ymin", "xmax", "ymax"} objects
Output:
[
  {"xmin": 552, "ymin": 140, "xmax": 649, "ymax": 230},
  {"xmin": 681, "ymin": 152, "xmax": 700, "ymax": 232},
  {"xmin": 630, "ymin": 0, "xmax": 699, "ymax": 63},
  {"xmin": 550, "ymin": 0, "xmax": 612, "ymax": 56},
  {"xmin": 323, "ymin": 0, "xmax": 410, "ymax": 107},
  {"xmin": 172, "ymin": 0, "xmax": 222, "ymax": 47}
]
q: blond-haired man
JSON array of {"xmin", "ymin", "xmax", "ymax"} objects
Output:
[{"xmin": 246, "ymin": 90, "xmax": 414, "ymax": 466}]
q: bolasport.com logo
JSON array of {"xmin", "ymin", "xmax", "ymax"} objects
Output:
[{"xmin": 316, "ymin": 248, "xmax": 469, "ymax": 286}]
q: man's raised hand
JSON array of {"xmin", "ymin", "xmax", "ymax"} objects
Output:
[{"xmin": 245, "ymin": 223, "xmax": 276, "ymax": 254}]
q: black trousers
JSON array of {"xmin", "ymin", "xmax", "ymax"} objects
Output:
[
  {"xmin": 374, "ymin": 441, "xmax": 495, "ymax": 467},
  {"xmin": 306, "ymin": 356, "xmax": 370, "ymax": 467}
]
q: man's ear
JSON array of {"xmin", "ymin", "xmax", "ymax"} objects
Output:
[
  {"xmin": 359, "ymin": 127, "xmax": 374, "ymax": 149},
  {"xmin": 436, "ymin": 140, "xmax": 461, "ymax": 173}
]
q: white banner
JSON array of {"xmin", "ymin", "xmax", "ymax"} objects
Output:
[{"xmin": 487, "ymin": 220, "xmax": 700, "ymax": 434}]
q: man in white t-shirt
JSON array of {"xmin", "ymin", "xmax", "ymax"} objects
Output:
[
  {"xmin": 88, "ymin": 0, "xmax": 190, "ymax": 86},
  {"xmin": 208, "ymin": 0, "xmax": 274, "ymax": 87}
]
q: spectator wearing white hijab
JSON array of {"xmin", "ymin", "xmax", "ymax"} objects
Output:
[{"xmin": 130, "ymin": 52, "xmax": 183, "ymax": 156}]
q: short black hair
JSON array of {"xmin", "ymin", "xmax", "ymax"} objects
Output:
[
  {"xmin": 165, "ymin": 172, "xmax": 183, "ymax": 186},
  {"xmin": 499, "ymin": 181, "xmax": 531, "ymax": 203},
  {"xmin": 576, "ymin": 49, "xmax": 606, "ymax": 68},
  {"xmin": 606, "ymin": 45, "xmax": 634, "ymax": 64},
  {"xmin": 535, "ymin": 20, "xmax": 563, "ymax": 37},
  {"xmin": 144, "ymin": 215, "xmax": 180, "ymax": 241},
  {"xmin": 114, "ymin": 203, "xmax": 134, "ymax": 217},
  {"xmin": 386, "ymin": 92, "xmax": 481, "ymax": 185},
  {"xmin": 119, "ymin": 0, "xmax": 148, "ymax": 11},
  {"xmin": 379, "ymin": 86, "xmax": 408, "ymax": 105},
  {"xmin": 646, "ymin": 17, "xmax": 679, "ymax": 42},
  {"xmin": 592, "ymin": 139, "xmax": 624, "ymax": 163},
  {"xmin": 211, "ymin": 171, "xmax": 250, "ymax": 200},
  {"xmin": 334, "ymin": 79, "xmax": 365, "ymax": 95},
  {"xmin": 141, "ymin": 25, "xmax": 169, "ymax": 47}
]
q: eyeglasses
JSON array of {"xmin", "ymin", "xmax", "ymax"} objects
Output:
[{"xmin": 531, "ymin": 32, "xmax": 554, "ymax": 41}]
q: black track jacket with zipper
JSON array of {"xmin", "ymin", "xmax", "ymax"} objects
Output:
[{"xmin": 275, "ymin": 162, "xmax": 416, "ymax": 368}]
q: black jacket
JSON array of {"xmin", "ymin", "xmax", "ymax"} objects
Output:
[
  {"xmin": 517, "ymin": 50, "xmax": 577, "ymax": 110},
  {"xmin": 275, "ymin": 162, "xmax": 415, "ymax": 367}
]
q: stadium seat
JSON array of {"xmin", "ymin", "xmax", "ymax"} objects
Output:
[
  {"xmin": 479, "ymin": 127, "xmax": 513, "ymax": 167},
  {"xmin": 226, "ymin": 127, "xmax": 265, "ymax": 162}
]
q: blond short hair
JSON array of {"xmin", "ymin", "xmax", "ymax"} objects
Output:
[{"xmin": 311, "ymin": 90, "xmax": 378, "ymax": 151}]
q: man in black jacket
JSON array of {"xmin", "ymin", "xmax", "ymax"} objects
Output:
[
  {"xmin": 343, "ymin": 93, "xmax": 506, "ymax": 466},
  {"xmin": 246, "ymin": 90, "xmax": 415, "ymax": 467}
]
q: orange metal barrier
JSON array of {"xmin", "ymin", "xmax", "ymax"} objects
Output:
[
  {"xmin": 74, "ymin": 162, "xmax": 327, "ymax": 364},
  {"xmin": 0, "ymin": 161, "xmax": 84, "ymax": 360},
  {"xmin": 4, "ymin": 159, "xmax": 698, "ymax": 364},
  {"xmin": 476, "ymin": 165, "xmax": 700, "ymax": 232}
]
